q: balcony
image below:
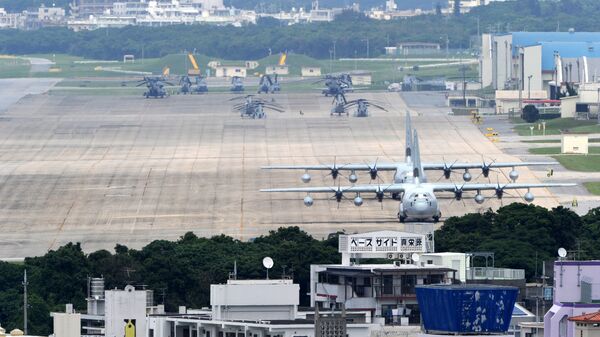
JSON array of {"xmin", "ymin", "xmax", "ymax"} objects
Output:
[{"xmin": 467, "ymin": 267, "xmax": 525, "ymax": 280}]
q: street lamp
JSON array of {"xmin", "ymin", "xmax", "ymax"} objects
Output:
[{"xmin": 597, "ymin": 88, "xmax": 600, "ymax": 124}]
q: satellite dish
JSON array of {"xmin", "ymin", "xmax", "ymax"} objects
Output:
[
  {"xmin": 558, "ymin": 248, "xmax": 567, "ymax": 258},
  {"xmin": 262, "ymin": 257, "xmax": 274, "ymax": 269},
  {"xmin": 411, "ymin": 253, "xmax": 420, "ymax": 262}
]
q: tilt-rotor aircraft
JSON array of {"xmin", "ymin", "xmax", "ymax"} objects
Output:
[{"xmin": 261, "ymin": 114, "xmax": 574, "ymax": 222}]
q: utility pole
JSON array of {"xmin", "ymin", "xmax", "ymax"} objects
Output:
[
  {"xmin": 528, "ymin": 75, "xmax": 533, "ymax": 99},
  {"xmin": 23, "ymin": 269, "xmax": 28, "ymax": 335},
  {"xmin": 597, "ymin": 88, "xmax": 600, "ymax": 125},
  {"xmin": 332, "ymin": 40, "xmax": 336, "ymax": 62}
]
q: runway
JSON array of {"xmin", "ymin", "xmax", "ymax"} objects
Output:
[{"xmin": 0, "ymin": 90, "xmax": 574, "ymax": 258}]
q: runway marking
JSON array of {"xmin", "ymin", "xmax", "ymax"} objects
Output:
[{"xmin": 48, "ymin": 200, "xmax": 75, "ymax": 251}]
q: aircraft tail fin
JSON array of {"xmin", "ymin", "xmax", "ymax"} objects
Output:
[
  {"xmin": 412, "ymin": 129, "xmax": 426, "ymax": 183},
  {"xmin": 405, "ymin": 112, "xmax": 412, "ymax": 159}
]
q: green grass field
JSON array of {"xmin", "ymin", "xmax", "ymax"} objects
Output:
[
  {"xmin": 529, "ymin": 147, "xmax": 600, "ymax": 155},
  {"xmin": 0, "ymin": 53, "xmax": 477, "ymax": 85},
  {"xmin": 584, "ymin": 182, "xmax": 600, "ymax": 195},
  {"xmin": 514, "ymin": 118, "xmax": 600, "ymax": 136},
  {"xmin": 0, "ymin": 57, "xmax": 30, "ymax": 78},
  {"xmin": 522, "ymin": 138, "xmax": 600, "ymax": 144},
  {"xmin": 551, "ymin": 154, "xmax": 600, "ymax": 172}
]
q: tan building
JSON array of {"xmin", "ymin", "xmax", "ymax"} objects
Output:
[
  {"xmin": 352, "ymin": 73, "xmax": 372, "ymax": 86},
  {"xmin": 215, "ymin": 66, "xmax": 247, "ymax": 78},
  {"xmin": 265, "ymin": 65, "xmax": 289, "ymax": 75},
  {"xmin": 494, "ymin": 90, "xmax": 548, "ymax": 114},
  {"xmin": 301, "ymin": 67, "xmax": 321, "ymax": 77},
  {"xmin": 560, "ymin": 83, "xmax": 600, "ymax": 118},
  {"xmin": 51, "ymin": 304, "xmax": 80, "ymax": 337},
  {"xmin": 562, "ymin": 135, "xmax": 589, "ymax": 154},
  {"xmin": 569, "ymin": 311, "xmax": 600, "ymax": 337}
]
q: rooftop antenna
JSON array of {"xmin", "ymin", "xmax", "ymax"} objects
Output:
[
  {"xmin": 558, "ymin": 247, "xmax": 567, "ymax": 260},
  {"xmin": 411, "ymin": 253, "xmax": 420, "ymax": 265},
  {"xmin": 229, "ymin": 260, "xmax": 237, "ymax": 280},
  {"xmin": 262, "ymin": 257, "xmax": 274, "ymax": 280},
  {"xmin": 23, "ymin": 269, "xmax": 28, "ymax": 335}
]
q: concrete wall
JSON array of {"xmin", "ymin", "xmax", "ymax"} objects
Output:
[
  {"xmin": 560, "ymin": 96, "xmax": 578, "ymax": 118},
  {"xmin": 574, "ymin": 324, "xmax": 600, "ymax": 337},
  {"xmin": 211, "ymin": 280, "xmax": 299, "ymax": 321},
  {"xmin": 265, "ymin": 66, "xmax": 288, "ymax": 75},
  {"xmin": 215, "ymin": 67, "xmax": 247, "ymax": 77},
  {"xmin": 481, "ymin": 34, "xmax": 493, "ymax": 88},
  {"xmin": 493, "ymin": 34, "xmax": 512, "ymax": 90},
  {"xmin": 302, "ymin": 67, "xmax": 321, "ymax": 77},
  {"xmin": 562, "ymin": 135, "xmax": 589, "ymax": 154},
  {"xmin": 52, "ymin": 313, "xmax": 81, "ymax": 337},
  {"xmin": 105, "ymin": 287, "xmax": 148, "ymax": 337},
  {"xmin": 522, "ymin": 45, "xmax": 543, "ymax": 92}
]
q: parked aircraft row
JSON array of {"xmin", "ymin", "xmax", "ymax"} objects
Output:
[{"xmin": 261, "ymin": 113, "xmax": 574, "ymax": 222}]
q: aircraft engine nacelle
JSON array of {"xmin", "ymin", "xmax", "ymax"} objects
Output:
[
  {"xmin": 353, "ymin": 195, "xmax": 363, "ymax": 207},
  {"xmin": 524, "ymin": 191, "xmax": 534, "ymax": 203},
  {"xmin": 463, "ymin": 171, "xmax": 472, "ymax": 182},
  {"xmin": 443, "ymin": 168, "xmax": 452, "ymax": 179},
  {"xmin": 303, "ymin": 195, "xmax": 314, "ymax": 207},
  {"xmin": 454, "ymin": 189, "xmax": 463, "ymax": 200},
  {"xmin": 509, "ymin": 169, "xmax": 519, "ymax": 182},
  {"xmin": 474, "ymin": 193, "xmax": 485, "ymax": 204},
  {"xmin": 369, "ymin": 168, "xmax": 378, "ymax": 180},
  {"xmin": 349, "ymin": 172, "xmax": 358, "ymax": 184},
  {"xmin": 301, "ymin": 173, "xmax": 311, "ymax": 184}
]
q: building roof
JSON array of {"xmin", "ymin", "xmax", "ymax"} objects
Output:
[
  {"xmin": 568, "ymin": 311, "xmax": 600, "ymax": 323},
  {"xmin": 539, "ymin": 42, "xmax": 600, "ymax": 71},
  {"xmin": 512, "ymin": 32, "xmax": 600, "ymax": 49}
]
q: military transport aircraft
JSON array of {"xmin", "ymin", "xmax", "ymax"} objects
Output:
[{"xmin": 261, "ymin": 113, "xmax": 574, "ymax": 222}]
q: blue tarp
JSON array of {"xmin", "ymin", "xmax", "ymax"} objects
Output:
[{"xmin": 415, "ymin": 284, "xmax": 518, "ymax": 334}]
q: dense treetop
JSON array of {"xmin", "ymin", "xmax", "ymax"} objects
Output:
[
  {"xmin": 1, "ymin": 204, "xmax": 599, "ymax": 335},
  {"xmin": 1, "ymin": 0, "xmax": 600, "ymax": 60}
]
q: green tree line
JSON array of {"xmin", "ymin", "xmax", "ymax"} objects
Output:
[
  {"xmin": 1, "ymin": 204, "xmax": 600, "ymax": 335},
  {"xmin": 1, "ymin": 0, "xmax": 600, "ymax": 60}
]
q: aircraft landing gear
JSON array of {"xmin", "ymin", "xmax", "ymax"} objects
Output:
[
  {"xmin": 432, "ymin": 216, "xmax": 440, "ymax": 223},
  {"xmin": 397, "ymin": 212, "xmax": 406, "ymax": 223}
]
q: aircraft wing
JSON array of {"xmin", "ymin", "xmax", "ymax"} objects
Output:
[
  {"xmin": 261, "ymin": 184, "xmax": 405, "ymax": 193},
  {"xmin": 422, "ymin": 162, "xmax": 558, "ymax": 170},
  {"xmin": 262, "ymin": 163, "xmax": 399, "ymax": 171},
  {"xmin": 427, "ymin": 182, "xmax": 576, "ymax": 192}
]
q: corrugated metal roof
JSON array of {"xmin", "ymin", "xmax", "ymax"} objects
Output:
[
  {"xmin": 512, "ymin": 32, "xmax": 600, "ymax": 49},
  {"xmin": 541, "ymin": 42, "xmax": 600, "ymax": 71}
]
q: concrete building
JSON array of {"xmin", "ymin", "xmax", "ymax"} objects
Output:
[
  {"xmin": 310, "ymin": 231, "xmax": 527, "ymax": 326},
  {"xmin": 301, "ymin": 67, "xmax": 321, "ymax": 77},
  {"xmin": 543, "ymin": 260, "xmax": 600, "ymax": 337},
  {"xmin": 561, "ymin": 135, "xmax": 588, "ymax": 154},
  {"xmin": 211, "ymin": 279, "xmax": 298, "ymax": 321},
  {"xmin": 481, "ymin": 32, "xmax": 600, "ymax": 92},
  {"xmin": 51, "ymin": 304, "xmax": 81, "ymax": 337},
  {"xmin": 569, "ymin": 312, "xmax": 600, "ymax": 337},
  {"xmin": 215, "ymin": 66, "xmax": 247, "ymax": 78},
  {"xmin": 397, "ymin": 43, "xmax": 441, "ymax": 55},
  {"xmin": 148, "ymin": 278, "xmax": 376, "ymax": 337},
  {"xmin": 38, "ymin": 5, "xmax": 66, "ymax": 23},
  {"xmin": 265, "ymin": 65, "xmax": 289, "ymax": 76},
  {"xmin": 560, "ymin": 83, "xmax": 600, "ymax": 118}
]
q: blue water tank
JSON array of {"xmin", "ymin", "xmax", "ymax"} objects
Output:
[{"xmin": 415, "ymin": 284, "xmax": 519, "ymax": 334}]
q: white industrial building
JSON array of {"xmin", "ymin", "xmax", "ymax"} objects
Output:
[
  {"xmin": 481, "ymin": 32, "xmax": 600, "ymax": 92},
  {"xmin": 148, "ymin": 278, "xmax": 376, "ymax": 337},
  {"xmin": 310, "ymin": 231, "xmax": 526, "ymax": 325}
]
